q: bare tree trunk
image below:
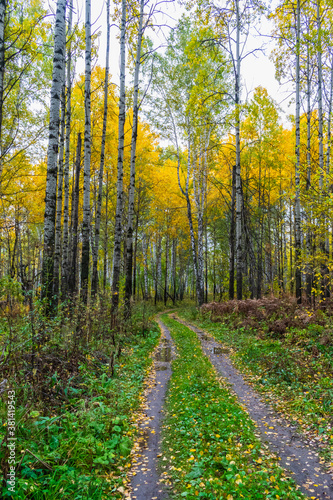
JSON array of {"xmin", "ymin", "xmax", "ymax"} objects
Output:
[
  {"xmin": 164, "ymin": 233, "xmax": 169, "ymax": 306},
  {"xmin": 41, "ymin": 0, "xmax": 66, "ymax": 308},
  {"xmin": 91, "ymin": 0, "xmax": 110, "ymax": 298},
  {"xmin": 53, "ymin": 83, "xmax": 66, "ymax": 299},
  {"xmin": 0, "ymin": 0, "xmax": 6, "ymax": 187},
  {"xmin": 103, "ymin": 170, "xmax": 109, "ymax": 292},
  {"xmin": 124, "ymin": 0, "xmax": 144, "ymax": 314},
  {"xmin": 325, "ymin": 55, "xmax": 333, "ymax": 257},
  {"xmin": 235, "ymin": 0, "xmax": 243, "ymax": 300},
  {"xmin": 81, "ymin": 0, "xmax": 92, "ymax": 305},
  {"xmin": 295, "ymin": 0, "xmax": 302, "ymax": 304},
  {"xmin": 111, "ymin": 0, "xmax": 126, "ymax": 315},
  {"xmin": 61, "ymin": 0, "xmax": 73, "ymax": 298},
  {"xmin": 306, "ymin": 37, "xmax": 313, "ymax": 302},
  {"xmin": 143, "ymin": 233, "xmax": 149, "ymax": 300},
  {"xmin": 229, "ymin": 164, "xmax": 235, "ymax": 299},
  {"xmin": 68, "ymin": 133, "xmax": 81, "ymax": 296},
  {"xmin": 172, "ymin": 238, "xmax": 176, "ymax": 304}
]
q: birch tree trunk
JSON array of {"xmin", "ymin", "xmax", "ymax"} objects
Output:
[
  {"xmin": 306, "ymin": 36, "xmax": 312, "ymax": 301},
  {"xmin": 80, "ymin": 0, "xmax": 92, "ymax": 305},
  {"xmin": 235, "ymin": 0, "xmax": 243, "ymax": 301},
  {"xmin": 61, "ymin": 0, "xmax": 73, "ymax": 297},
  {"xmin": 124, "ymin": 0, "xmax": 144, "ymax": 315},
  {"xmin": 325, "ymin": 56, "xmax": 333, "ymax": 256},
  {"xmin": 41, "ymin": 0, "xmax": 66, "ymax": 307},
  {"xmin": 0, "ymin": 0, "xmax": 6, "ymax": 187},
  {"xmin": 111, "ymin": 0, "xmax": 126, "ymax": 315},
  {"xmin": 53, "ymin": 83, "xmax": 66, "ymax": 298},
  {"xmin": 143, "ymin": 233, "xmax": 149, "ymax": 300},
  {"xmin": 295, "ymin": 0, "xmax": 302, "ymax": 304},
  {"xmin": 229, "ymin": 164, "xmax": 236, "ymax": 299},
  {"xmin": 317, "ymin": 0, "xmax": 330, "ymax": 301},
  {"xmin": 91, "ymin": 0, "xmax": 111, "ymax": 298}
]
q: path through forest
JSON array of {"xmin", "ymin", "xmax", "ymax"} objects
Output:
[
  {"xmin": 129, "ymin": 314, "xmax": 333, "ymax": 500},
  {"xmin": 129, "ymin": 318, "xmax": 175, "ymax": 500}
]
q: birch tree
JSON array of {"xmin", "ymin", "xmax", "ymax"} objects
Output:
[
  {"xmin": 81, "ymin": 0, "xmax": 92, "ymax": 305},
  {"xmin": 124, "ymin": 0, "xmax": 145, "ymax": 314},
  {"xmin": 61, "ymin": 0, "xmax": 73, "ymax": 297},
  {"xmin": 91, "ymin": 0, "xmax": 111, "ymax": 298},
  {"xmin": 295, "ymin": 0, "xmax": 302, "ymax": 304},
  {"xmin": 111, "ymin": 0, "xmax": 126, "ymax": 315},
  {"xmin": 41, "ymin": 0, "xmax": 66, "ymax": 307}
]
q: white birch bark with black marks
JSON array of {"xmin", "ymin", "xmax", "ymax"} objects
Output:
[
  {"xmin": 81, "ymin": 0, "xmax": 92, "ymax": 304},
  {"xmin": 325, "ymin": 55, "xmax": 333, "ymax": 256},
  {"xmin": 61, "ymin": 0, "xmax": 73, "ymax": 297},
  {"xmin": 295, "ymin": 0, "xmax": 302, "ymax": 303},
  {"xmin": 41, "ymin": 0, "xmax": 66, "ymax": 306},
  {"xmin": 53, "ymin": 82, "xmax": 66, "ymax": 298},
  {"xmin": 91, "ymin": 0, "xmax": 111, "ymax": 298},
  {"xmin": 111, "ymin": 0, "xmax": 126, "ymax": 314},
  {"xmin": 306, "ymin": 33, "xmax": 312, "ymax": 300},
  {"xmin": 0, "ymin": 0, "xmax": 6, "ymax": 186},
  {"xmin": 124, "ymin": 0, "xmax": 145, "ymax": 314},
  {"xmin": 235, "ymin": 0, "xmax": 243, "ymax": 300},
  {"xmin": 143, "ymin": 232, "xmax": 149, "ymax": 300}
]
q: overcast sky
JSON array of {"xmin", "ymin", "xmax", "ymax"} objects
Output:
[{"xmin": 68, "ymin": 0, "xmax": 292, "ymax": 125}]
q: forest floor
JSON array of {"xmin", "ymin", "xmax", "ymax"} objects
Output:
[
  {"xmin": 128, "ymin": 309, "xmax": 333, "ymax": 500},
  {"xmin": 1, "ymin": 300, "xmax": 333, "ymax": 499}
]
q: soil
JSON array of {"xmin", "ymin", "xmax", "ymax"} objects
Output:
[
  {"xmin": 128, "ymin": 318, "xmax": 176, "ymax": 500},
  {"xmin": 173, "ymin": 314, "xmax": 333, "ymax": 500}
]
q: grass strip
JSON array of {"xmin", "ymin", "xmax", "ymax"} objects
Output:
[
  {"xmin": 178, "ymin": 307, "xmax": 333, "ymax": 464},
  {"xmin": 0, "ymin": 326, "xmax": 159, "ymax": 499},
  {"xmin": 160, "ymin": 314, "xmax": 305, "ymax": 500}
]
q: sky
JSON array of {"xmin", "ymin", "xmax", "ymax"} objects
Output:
[{"xmin": 69, "ymin": 0, "xmax": 293, "ymax": 126}]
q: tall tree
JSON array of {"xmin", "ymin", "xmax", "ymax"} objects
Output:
[
  {"xmin": 81, "ymin": 0, "xmax": 92, "ymax": 305},
  {"xmin": 124, "ymin": 0, "xmax": 145, "ymax": 315},
  {"xmin": 41, "ymin": 0, "xmax": 66, "ymax": 307},
  {"xmin": 91, "ymin": 0, "xmax": 111, "ymax": 298},
  {"xmin": 111, "ymin": 0, "xmax": 126, "ymax": 315},
  {"xmin": 61, "ymin": 0, "xmax": 73, "ymax": 298},
  {"xmin": 295, "ymin": 0, "xmax": 302, "ymax": 304}
]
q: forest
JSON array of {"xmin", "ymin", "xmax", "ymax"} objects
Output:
[{"xmin": 0, "ymin": 0, "xmax": 333, "ymax": 498}]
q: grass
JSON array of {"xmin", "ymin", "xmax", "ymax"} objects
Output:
[
  {"xmin": 0, "ymin": 301, "xmax": 160, "ymax": 499},
  {"xmin": 178, "ymin": 306, "xmax": 333, "ymax": 466},
  {"xmin": 159, "ymin": 314, "xmax": 305, "ymax": 500}
]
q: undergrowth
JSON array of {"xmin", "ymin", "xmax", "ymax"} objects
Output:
[
  {"xmin": 179, "ymin": 300, "xmax": 333, "ymax": 466},
  {"xmin": 0, "ymin": 298, "xmax": 160, "ymax": 499},
  {"xmin": 159, "ymin": 314, "xmax": 305, "ymax": 500}
]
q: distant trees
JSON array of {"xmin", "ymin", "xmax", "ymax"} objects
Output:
[{"xmin": 3, "ymin": 0, "xmax": 333, "ymax": 316}]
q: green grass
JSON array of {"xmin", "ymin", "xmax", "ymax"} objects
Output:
[
  {"xmin": 0, "ymin": 318, "xmax": 160, "ymax": 499},
  {"xmin": 178, "ymin": 308, "xmax": 333, "ymax": 464},
  {"xmin": 159, "ymin": 314, "xmax": 305, "ymax": 500}
]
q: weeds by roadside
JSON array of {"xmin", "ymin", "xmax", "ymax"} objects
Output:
[{"xmin": 0, "ymin": 298, "xmax": 160, "ymax": 499}]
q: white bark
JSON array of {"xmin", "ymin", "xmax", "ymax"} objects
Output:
[
  {"xmin": 92, "ymin": 0, "xmax": 111, "ymax": 297},
  {"xmin": 42, "ymin": 0, "xmax": 66, "ymax": 304},
  {"xmin": 62, "ymin": 0, "xmax": 73, "ymax": 296},
  {"xmin": 295, "ymin": 0, "xmax": 302, "ymax": 303},
  {"xmin": 124, "ymin": 0, "xmax": 144, "ymax": 310},
  {"xmin": 0, "ymin": 0, "xmax": 5, "ymax": 184},
  {"xmin": 81, "ymin": 0, "xmax": 92, "ymax": 304},
  {"xmin": 235, "ymin": 0, "xmax": 242, "ymax": 300},
  {"xmin": 111, "ymin": 0, "xmax": 126, "ymax": 313},
  {"xmin": 53, "ymin": 82, "xmax": 66, "ymax": 297}
]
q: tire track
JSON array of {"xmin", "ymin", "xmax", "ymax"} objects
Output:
[
  {"xmin": 172, "ymin": 314, "xmax": 333, "ymax": 500},
  {"xmin": 128, "ymin": 318, "xmax": 176, "ymax": 500}
]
